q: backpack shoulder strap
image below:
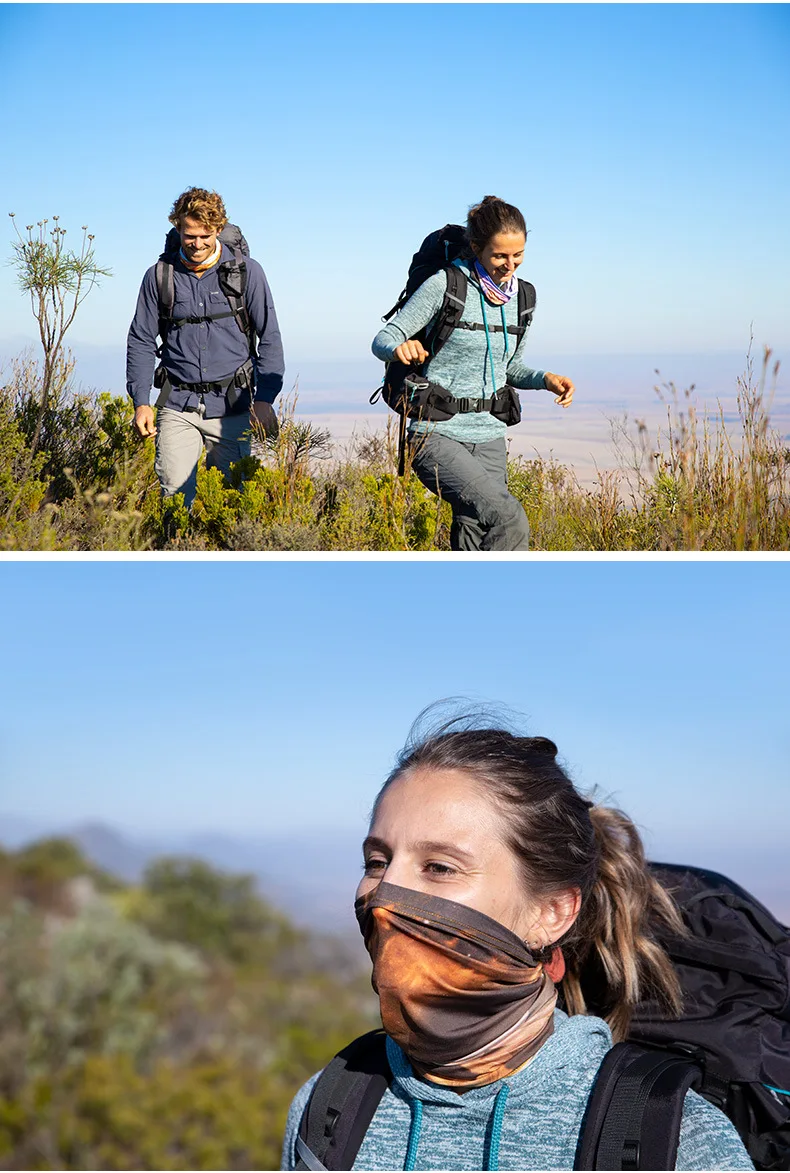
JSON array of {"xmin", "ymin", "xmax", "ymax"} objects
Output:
[
  {"xmin": 156, "ymin": 227, "xmax": 181, "ymax": 334},
  {"xmin": 513, "ymin": 278, "xmax": 536, "ymax": 355},
  {"xmin": 517, "ymin": 278, "xmax": 536, "ymax": 321},
  {"xmin": 155, "ymin": 229, "xmax": 253, "ymax": 352},
  {"xmin": 296, "ymin": 1030, "xmax": 391, "ymax": 1172},
  {"xmin": 217, "ymin": 257, "xmax": 255, "ymax": 355},
  {"xmin": 155, "ymin": 258, "xmax": 175, "ymax": 346},
  {"xmin": 575, "ymin": 1042, "xmax": 703, "ymax": 1171},
  {"xmin": 423, "ymin": 264, "xmax": 468, "ymax": 359}
]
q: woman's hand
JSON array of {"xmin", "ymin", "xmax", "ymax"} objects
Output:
[
  {"xmin": 544, "ymin": 372, "xmax": 575, "ymax": 408},
  {"xmin": 394, "ymin": 339, "xmax": 429, "ymax": 367}
]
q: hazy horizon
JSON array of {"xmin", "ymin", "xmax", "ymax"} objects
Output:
[
  {"xmin": 2, "ymin": 809, "xmax": 788, "ymax": 931},
  {"xmin": 3, "ymin": 336, "xmax": 785, "ymax": 484}
]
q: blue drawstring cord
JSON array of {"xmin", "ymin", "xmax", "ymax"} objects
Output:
[
  {"xmin": 478, "ymin": 292, "xmax": 512, "ymax": 396},
  {"xmin": 404, "ymin": 1079, "xmax": 510, "ymax": 1171},
  {"xmin": 403, "ymin": 1099, "xmax": 423, "ymax": 1170},
  {"xmin": 765, "ymin": 1083, "xmax": 790, "ymax": 1096},
  {"xmin": 486, "ymin": 1083, "xmax": 510, "ymax": 1171},
  {"xmin": 478, "ymin": 290, "xmax": 498, "ymax": 393}
]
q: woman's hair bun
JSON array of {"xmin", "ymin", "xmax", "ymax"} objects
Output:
[
  {"xmin": 525, "ymin": 736, "xmax": 558, "ymax": 757},
  {"xmin": 466, "ymin": 196, "xmax": 526, "ymax": 252}
]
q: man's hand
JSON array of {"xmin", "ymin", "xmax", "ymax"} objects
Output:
[
  {"xmin": 544, "ymin": 372, "xmax": 575, "ymax": 408},
  {"xmin": 394, "ymin": 339, "xmax": 429, "ymax": 366},
  {"xmin": 251, "ymin": 400, "xmax": 280, "ymax": 440},
  {"xmin": 134, "ymin": 405, "xmax": 157, "ymax": 437}
]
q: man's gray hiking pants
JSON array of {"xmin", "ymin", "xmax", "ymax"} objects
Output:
[
  {"xmin": 155, "ymin": 406, "xmax": 252, "ymax": 508},
  {"xmin": 409, "ymin": 431, "xmax": 530, "ymax": 551}
]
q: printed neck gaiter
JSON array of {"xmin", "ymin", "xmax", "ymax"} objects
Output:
[
  {"xmin": 179, "ymin": 240, "xmax": 222, "ymax": 275},
  {"xmin": 355, "ymin": 881, "xmax": 563, "ymax": 1088},
  {"xmin": 473, "ymin": 260, "xmax": 518, "ymax": 305}
]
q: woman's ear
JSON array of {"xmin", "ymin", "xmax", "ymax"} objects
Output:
[{"xmin": 538, "ymin": 887, "xmax": 582, "ymax": 946}]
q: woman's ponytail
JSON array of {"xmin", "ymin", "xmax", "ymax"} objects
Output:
[{"xmin": 561, "ymin": 805, "xmax": 686, "ymax": 1041}]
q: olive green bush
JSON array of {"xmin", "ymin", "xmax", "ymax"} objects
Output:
[{"xmin": 0, "ymin": 840, "xmax": 376, "ymax": 1171}]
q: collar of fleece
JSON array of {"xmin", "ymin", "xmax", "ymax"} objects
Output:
[{"xmin": 385, "ymin": 1009, "xmax": 613, "ymax": 1109}]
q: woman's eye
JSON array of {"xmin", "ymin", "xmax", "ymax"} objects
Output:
[
  {"xmin": 425, "ymin": 861, "xmax": 456, "ymax": 876},
  {"xmin": 363, "ymin": 858, "xmax": 386, "ymax": 873}
]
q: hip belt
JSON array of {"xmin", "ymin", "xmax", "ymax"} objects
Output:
[
  {"xmin": 153, "ymin": 358, "xmax": 254, "ymax": 410},
  {"xmin": 371, "ymin": 366, "xmax": 522, "ymax": 427}
]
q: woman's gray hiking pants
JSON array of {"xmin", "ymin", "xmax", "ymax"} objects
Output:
[{"xmin": 409, "ymin": 431, "xmax": 530, "ymax": 551}]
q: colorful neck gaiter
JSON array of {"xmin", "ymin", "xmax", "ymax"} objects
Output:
[
  {"xmin": 473, "ymin": 260, "xmax": 517, "ymax": 305},
  {"xmin": 179, "ymin": 240, "xmax": 222, "ymax": 275},
  {"xmin": 355, "ymin": 881, "xmax": 561, "ymax": 1088}
]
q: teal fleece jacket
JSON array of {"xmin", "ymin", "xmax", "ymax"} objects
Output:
[
  {"xmin": 281, "ymin": 1011, "xmax": 753, "ymax": 1171},
  {"xmin": 370, "ymin": 259, "xmax": 549, "ymax": 445}
]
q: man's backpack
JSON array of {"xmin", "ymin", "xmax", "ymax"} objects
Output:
[
  {"xmin": 294, "ymin": 863, "xmax": 790, "ymax": 1171},
  {"xmin": 153, "ymin": 223, "xmax": 256, "ymax": 408},
  {"xmin": 370, "ymin": 223, "xmax": 536, "ymax": 425}
]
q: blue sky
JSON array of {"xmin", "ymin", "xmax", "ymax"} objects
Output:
[
  {"xmin": 1, "ymin": 561, "xmax": 788, "ymax": 864},
  {"xmin": 1, "ymin": 2, "xmax": 788, "ymax": 394}
]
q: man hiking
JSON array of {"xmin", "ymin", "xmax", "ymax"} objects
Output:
[{"xmin": 126, "ymin": 186, "xmax": 285, "ymax": 507}]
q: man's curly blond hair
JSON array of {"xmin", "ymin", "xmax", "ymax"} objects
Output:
[{"xmin": 169, "ymin": 187, "xmax": 228, "ymax": 233}]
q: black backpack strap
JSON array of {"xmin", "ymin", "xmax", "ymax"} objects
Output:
[
  {"xmin": 575, "ymin": 1042, "xmax": 703, "ymax": 1171},
  {"xmin": 217, "ymin": 258, "xmax": 255, "ymax": 353},
  {"xmin": 155, "ymin": 238, "xmax": 254, "ymax": 352},
  {"xmin": 296, "ymin": 1030, "xmax": 391, "ymax": 1172},
  {"xmin": 450, "ymin": 277, "xmax": 534, "ymax": 348},
  {"xmin": 513, "ymin": 279, "xmax": 536, "ymax": 355},
  {"xmin": 155, "ymin": 258, "xmax": 176, "ymax": 352},
  {"xmin": 423, "ymin": 265, "xmax": 468, "ymax": 358}
]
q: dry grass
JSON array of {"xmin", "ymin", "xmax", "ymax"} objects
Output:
[{"xmin": 1, "ymin": 349, "xmax": 786, "ymax": 551}]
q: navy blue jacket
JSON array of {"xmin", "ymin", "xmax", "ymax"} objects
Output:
[{"xmin": 126, "ymin": 243, "xmax": 285, "ymax": 417}]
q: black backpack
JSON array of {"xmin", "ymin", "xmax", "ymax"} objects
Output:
[
  {"xmin": 152, "ymin": 223, "xmax": 256, "ymax": 409},
  {"xmin": 584, "ymin": 862, "xmax": 790, "ymax": 1171},
  {"xmin": 370, "ymin": 223, "xmax": 536, "ymax": 426},
  {"xmin": 294, "ymin": 863, "xmax": 790, "ymax": 1171}
]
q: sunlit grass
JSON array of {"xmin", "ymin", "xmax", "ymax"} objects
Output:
[{"xmin": 1, "ymin": 348, "xmax": 786, "ymax": 551}]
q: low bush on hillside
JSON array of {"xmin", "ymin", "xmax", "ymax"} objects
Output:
[{"xmin": 0, "ymin": 839, "xmax": 376, "ymax": 1170}]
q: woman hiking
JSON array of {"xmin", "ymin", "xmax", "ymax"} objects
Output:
[
  {"xmin": 281, "ymin": 710, "xmax": 753, "ymax": 1171},
  {"xmin": 371, "ymin": 197, "xmax": 575, "ymax": 551}
]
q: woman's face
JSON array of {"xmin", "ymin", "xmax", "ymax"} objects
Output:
[
  {"xmin": 357, "ymin": 766, "xmax": 574, "ymax": 946},
  {"xmin": 474, "ymin": 231, "xmax": 526, "ymax": 285}
]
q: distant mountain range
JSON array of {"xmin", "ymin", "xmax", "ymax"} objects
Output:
[
  {"xmin": 2, "ymin": 813, "xmax": 787, "ymax": 931},
  {"xmin": 0, "ymin": 813, "xmax": 366, "ymax": 939}
]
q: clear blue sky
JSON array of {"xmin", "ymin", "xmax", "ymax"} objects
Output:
[
  {"xmin": 1, "ymin": 560, "xmax": 788, "ymax": 864},
  {"xmin": 1, "ymin": 3, "xmax": 788, "ymax": 380}
]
